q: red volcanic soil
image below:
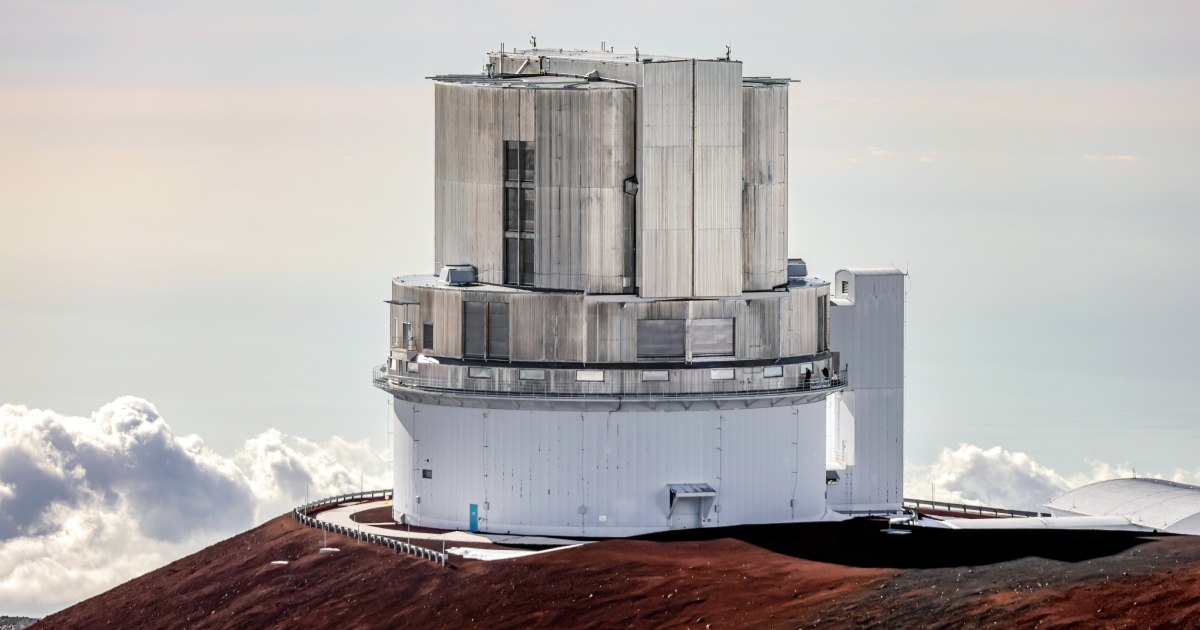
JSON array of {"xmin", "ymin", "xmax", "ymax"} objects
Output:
[{"xmin": 36, "ymin": 514, "xmax": 1200, "ymax": 629}]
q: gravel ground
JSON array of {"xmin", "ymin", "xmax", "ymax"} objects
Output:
[{"xmin": 35, "ymin": 511, "xmax": 1200, "ymax": 629}]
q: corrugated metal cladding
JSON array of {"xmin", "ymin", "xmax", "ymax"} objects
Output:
[
  {"xmin": 434, "ymin": 79, "xmax": 635, "ymax": 293},
  {"xmin": 637, "ymin": 61, "xmax": 695, "ymax": 298},
  {"xmin": 742, "ymin": 83, "xmax": 789, "ymax": 290},
  {"xmin": 637, "ymin": 60, "xmax": 745, "ymax": 299},
  {"xmin": 535, "ymin": 87, "xmax": 636, "ymax": 293},
  {"xmin": 393, "ymin": 399, "xmax": 827, "ymax": 537},
  {"xmin": 691, "ymin": 61, "xmax": 744, "ymax": 297},
  {"xmin": 826, "ymin": 269, "xmax": 905, "ymax": 512},
  {"xmin": 434, "ymin": 83, "xmax": 516, "ymax": 283},
  {"xmin": 392, "ymin": 281, "xmax": 828, "ymax": 362}
]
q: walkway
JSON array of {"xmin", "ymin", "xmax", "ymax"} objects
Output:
[{"xmin": 312, "ymin": 500, "xmax": 588, "ymax": 560}]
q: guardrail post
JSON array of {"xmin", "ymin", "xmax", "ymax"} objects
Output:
[{"xmin": 294, "ymin": 490, "xmax": 448, "ymax": 567}]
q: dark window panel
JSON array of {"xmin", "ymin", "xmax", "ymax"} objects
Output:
[
  {"xmin": 520, "ymin": 238, "xmax": 535, "ymax": 285},
  {"xmin": 637, "ymin": 319, "xmax": 686, "ymax": 358},
  {"xmin": 692, "ymin": 318, "xmax": 735, "ymax": 357},
  {"xmin": 817, "ymin": 296, "xmax": 828, "ymax": 351},
  {"xmin": 521, "ymin": 188, "xmax": 536, "ymax": 232},
  {"xmin": 488, "ymin": 303, "xmax": 510, "ymax": 359},
  {"xmin": 422, "ymin": 322, "xmax": 434, "ymax": 351},
  {"xmin": 462, "ymin": 302, "xmax": 487, "ymax": 358},
  {"xmin": 505, "ymin": 188, "xmax": 520, "ymax": 231},
  {"xmin": 504, "ymin": 237, "xmax": 519, "ymax": 285},
  {"xmin": 520, "ymin": 141, "xmax": 535, "ymax": 182},
  {"xmin": 505, "ymin": 141, "xmax": 519, "ymax": 181}
]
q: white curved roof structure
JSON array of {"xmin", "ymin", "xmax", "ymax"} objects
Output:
[{"xmin": 1045, "ymin": 478, "xmax": 1200, "ymax": 535}]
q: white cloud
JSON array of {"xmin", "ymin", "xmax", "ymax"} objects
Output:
[
  {"xmin": 906, "ymin": 443, "xmax": 1200, "ymax": 513},
  {"xmin": 866, "ymin": 146, "xmax": 891, "ymax": 157},
  {"xmin": 0, "ymin": 397, "xmax": 388, "ymax": 616}
]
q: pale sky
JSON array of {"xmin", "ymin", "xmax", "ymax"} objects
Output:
[{"xmin": 3, "ymin": 0, "xmax": 1199, "ymax": 480}]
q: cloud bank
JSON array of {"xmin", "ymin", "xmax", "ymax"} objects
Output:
[
  {"xmin": 0, "ymin": 397, "xmax": 387, "ymax": 616},
  {"xmin": 4, "ymin": 398, "xmax": 1198, "ymax": 616},
  {"xmin": 907, "ymin": 443, "xmax": 1200, "ymax": 512}
]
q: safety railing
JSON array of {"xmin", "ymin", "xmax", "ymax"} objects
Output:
[
  {"xmin": 292, "ymin": 490, "xmax": 448, "ymax": 567},
  {"xmin": 372, "ymin": 364, "xmax": 846, "ymax": 400},
  {"xmin": 903, "ymin": 498, "xmax": 1048, "ymax": 519}
]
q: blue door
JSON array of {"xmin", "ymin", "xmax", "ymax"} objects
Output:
[{"xmin": 469, "ymin": 503, "xmax": 479, "ymax": 532}]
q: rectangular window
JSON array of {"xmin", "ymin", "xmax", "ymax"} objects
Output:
[
  {"xmin": 503, "ymin": 140, "xmax": 536, "ymax": 286},
  {"xmin": 520, "ymin": 141, "xmax": 535, "ymax": 182},
  {"xmin": 521, "ymin": 188, "xmax": 536, "ymax": 232},
  {"xmin": 463, "ymin": 302, "xmax": 487, "ymax": 358},
  {"xmin": 709, "ymin": 368, "xmax": 735, "ymax": 381},
  {"xmin": 405, "ymin": 361, "xmax": 420, "ymax": 373},
  {"xmin": 817, "ymin": 297, "xmax": 828, "ymax": 352},
  {"xmin": 505, "ymin": 237, "xmax": 520, "ymax": 285},
  {"xmin": 519, "ymin": 369, "xmax": 546, "ymax": 381},
  {"xmin": 488, "ymin": 303, "xmax": 509, "ymax": 359},
  {"xmin": 637, "ymin": 319, "xmax": 686, "ymax": 359},
  {"xmin": 763, "ymin": 365, "xmax": 783, "ymax": 378},
  {"xmin": 423, "ymin": 322, "xmax": 434, "ymax": 351},
  {"xmin": 642, "ymin": 370, "xmax": 669, "ymax": 382},
  {"xmin": 691, "ymin": 318, "xmax": 735, "ymax": 357},
  {"xmin": 505, "ymin": 188, "xmax": 520, "ymax": 231},
  {"xmin": 576, "ymin": 370, "xmax": 605, "ymax": 382},
  {"xmin": 505, "ymin": 141, "xmax": 520, "ymax": 182},
  {"xmin": 422, "ymin": 469, "xmax": 433, "ymax": 479},
  {"xmin": 520, "ymin": 238, "xmax": 535, "ymax": 286},
  {"xmin": 468, "ymin": 366, "xmax": 494, "ymax": 379},
  {"xmin": 463, "ymin": 302, "xmax": 509, "ymax": 360}
]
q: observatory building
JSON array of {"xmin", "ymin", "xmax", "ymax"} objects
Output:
[{"xmin": 374, "ymin": 46, "xmax": 904, "ymax": 536}]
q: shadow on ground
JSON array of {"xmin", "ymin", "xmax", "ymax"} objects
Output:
[{"xmin": 635, "ymin": 518, "xmax": 1161, "ymax": 568}]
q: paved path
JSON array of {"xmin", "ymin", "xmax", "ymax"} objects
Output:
[
  {"xmin": 313, "ymin": 500, "xmax": 590, "ymax": 560},
  {"xmin": 315, "ymin": 500, "xmax": 492, "ymax": 543}
]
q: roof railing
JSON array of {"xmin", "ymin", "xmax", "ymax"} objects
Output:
[
  {"xmin": 903, "ymin": 498, "xmax": 1049, "ymax": 519},
  {"xmin": 291, "ymin": 489, "xmax": 449, "ymax": 567},
  {"xmin": 372, "ymin": 364, "xmax": 846, "ymax": 400}
]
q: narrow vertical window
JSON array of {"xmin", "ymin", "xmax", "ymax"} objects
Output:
[
  {"xmin": 520, "ymin": 141, "xmax": 536, "ymax": 182},
  {"xmin": 505, "ymin": 141, "xmax": 520, "ymax": 182},
  {"xmin": 521, "ymin": 188, "xmax": 536, "ymax": 232},
  {"xmin": 463, "ymin": 302, "xmax": 487, "ymax": 358},
  {"xmin": 488, "ymin": 303, "xmax": 510, "ymax": 359},
  {"xmin": 505, "ymin": 188, "xmax": 520, "ymax": 231},
  {"xmin": 505, "ymin": 237, "xmax": 520, "ymax": 285},
  {"xmin": 817, "ymin": 296, "xmax": 829, "ymax": 352},
  {"xmin": 422, "ymin": 322, "xmax": 434, "ymax": 351},
  {"xmin": 520, "ymin": 238, "xmax": 535, "ymax": 286},
  {"xmin": 503, "ymin": 140, "xmax": 536, "ymax": 286}
]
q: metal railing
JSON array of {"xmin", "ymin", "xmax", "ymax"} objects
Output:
[
  {"xmin": 903, "ymin": 498, "xmax": 1048, "ymax": 519},
  {"xmin": 292, "ymin": 490, "xmax": 448, "ymax": 566},
  {"xmin": 373, "ymin": 365, "xmax": 846, "ymax": 400}
]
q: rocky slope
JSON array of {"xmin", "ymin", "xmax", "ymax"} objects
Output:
[{"xmin": 34, "ymin": 514, "xmax": 1200, "ymax": 629}]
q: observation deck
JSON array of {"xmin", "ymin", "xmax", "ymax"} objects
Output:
[{"xmin": 373, "ymin": 362, "xmax": 846, "ymax": 411}]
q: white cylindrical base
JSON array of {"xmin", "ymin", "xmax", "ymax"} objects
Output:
[{"xmin": 392, "ymin": 399, "xmax": 828, "ymax": 537}]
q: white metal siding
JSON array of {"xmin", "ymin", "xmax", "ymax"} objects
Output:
[
  {"xmin": 827, "ymin": 270, "xmax": 905, "ymax": 512},
  {"xmin": 392, "ymin": 400, "xmax": 827, "ymax": 536}
]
